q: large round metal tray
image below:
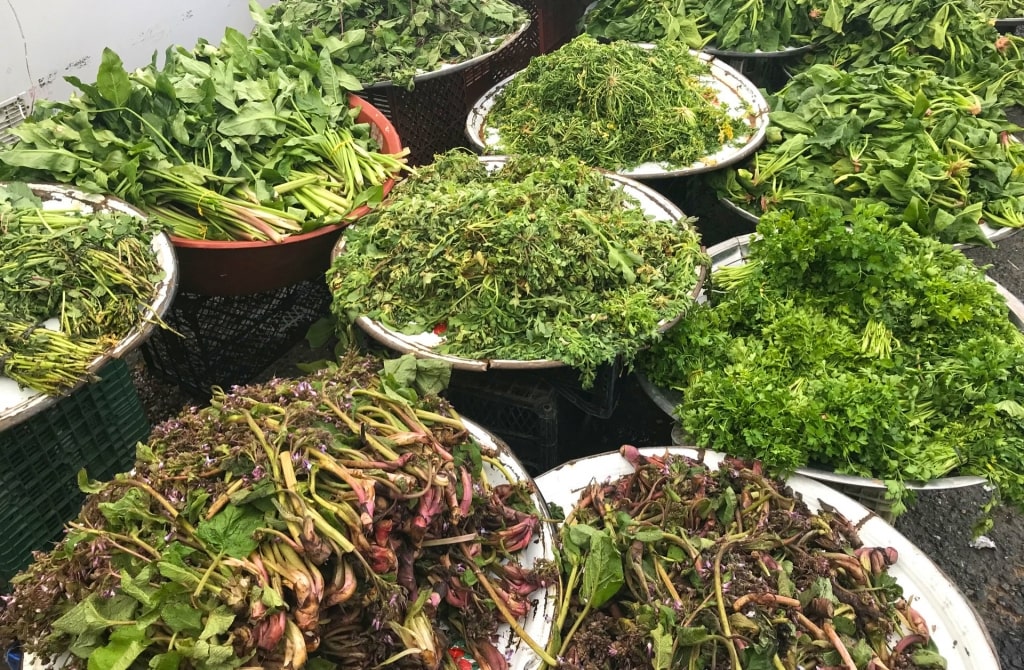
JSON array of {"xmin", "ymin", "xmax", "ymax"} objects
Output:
[
  {"xmin": 635, "ymin": 232, "xmax": 1024, "ymax": 492},
  {"xmin": 465, "ymin": 45, "xmax": 770, "ymax": 180},
  {"xmin": 0, "ymin": 184, "xmax": 178, "ymax": 432},
  {"xmin": 332, "ymin": 155, "xmax": 708, "ymax": 371},
  {"xmin": 535, "ymin": 447, "xmax": 1001, "ymax": 669},
  {"xmin": 362, "ymin": 20, "xmax": 532, "ymax": 90}
]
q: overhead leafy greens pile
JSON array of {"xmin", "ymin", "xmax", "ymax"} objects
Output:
[
  {"xmin": 581, "ymin": 0, "xmax": 847, "ymax": 52},
  {"xmin": 0, "ymin": 183, "xmax": 165, "ymax": 394},
  {"xmin": 542, "ymin": 447, "xmax": 947, "ymax": 670},
  {"xmin": 640, "ymin": 205, "xmax": 1024, "ymax": 516},
  {"xmin": 0, "ymin": 352, "xmax": 553, "ymax": 670},
  {"xmin": 483, "ymin": 35, "xmax": 748, "ymax": 172},
  {"xmin": 260, "ymin": 0, "xmax": 528, "ymax": 89},
  {"xmin": 712, "ymin": 63, "xmax": 1024, "ymax": 246},
  {"xmin": 0, "ymin": 5, "xmax": 408, "ymax": 242},
  {"xmin": 328, "ymin": 151, "xmax": 709, "ymax": 386},
  {"xmin": 978, "ymin": 0, "xmax": 1024, "ymax": 17}
]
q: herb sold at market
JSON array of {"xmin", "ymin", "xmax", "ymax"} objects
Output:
[
  {"xmin": 261, "ymin": 0, "xmax": 528, "ymax": 89},
  {"xmin": 542, "ymin": 446, "xmax": 947, "ymax": 670},
  {"xmin": 483, "ymin": 35, "xmax": 747, "ymax": 172},
  {"xmin": 712, "ymin": 62, "xmax": 1024, "ymax": 245},
  {"xmin": 0, "ymin": 183, "xmax": 165, "ymax": 394},
  {"xmin": 581, "ymin": 0, "xmax": 847, "ymax": 52},
  {"xmin": 327, "ymin": 151, "xmax": 709, "ymax": 386},
  {"xmin": 0, "ymin": 352, "xmax": 554, "ymax": 670},
  {"xmin": 640, "ymin": 204, "xmax": 1024, "ymax": 515},
  {"xmin": 0, "ymin": 5, "xmax": 408, "ymax": 243},
  {"xmin": 979, "ymin": 0, "xmax": 1024, "ymax": 17}
]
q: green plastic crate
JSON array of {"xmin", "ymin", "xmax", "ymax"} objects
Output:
[{"xmin": 0, "ymin": 359, "xmax": 150, "ymax": 587}]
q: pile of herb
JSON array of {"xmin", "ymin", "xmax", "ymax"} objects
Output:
[
  {"xmin": 0, "ymin": 183, "xmax": 165, "ymax": 394},
  {"xmin": 0, "ymin": 352, "xmax": 553, "ymax": 670},
  {"xmin": 327, "ymin": 151, "xmax": 709, "ymax": 386},
  {"xmin": 0, "ymin": 5, "xmax": 408, "ymax": 243},
  {"xmin": 483, "ymin": 35, "xmax": 747, "ymax": 172},
  {"xmin": 640, "ymin": 204, "xmax": 1024, "ymax": 515},
  {"xmin": 542, "ymin": 446, "xmax": 947, "ymax": 670},
  {"xmin": 979, "ymin": 0, "xmax": 1024, "ymax": 17},
  {"xmin": 712, "ymin": 63, "xmax": 1024, "ymax": 246},
  {"xmin": 581, "ymin": 0, "xmax": 847, "ymax": 52},
  {"xmin": 261, "ymin": 0, "xmax": 528, "ymax": 90}
]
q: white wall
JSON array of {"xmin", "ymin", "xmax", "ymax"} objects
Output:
[{"xmin": 1, "ymin": 0, "xmax": 275, "ymax": 106}]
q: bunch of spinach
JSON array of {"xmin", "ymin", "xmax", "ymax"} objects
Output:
[
  {"xmin": 328, "ymin": 150, "xmax": 708, "ymax": 387},
  {"xmin": 641, "ymin": 204, "xmax": 1024, "ymax": 515},
  {"xmin": 261, "ymin": 0, "xmax": 528, "ymax": 90},
  {"xmin": 713, "ymin": 63, "xmax": 1024, "ymax": 246},
  {"xmin": 0, "ymin": 183, "xmax": 165, "ymax": 394},
  {"xmin": 0, "ymin": 352, "xmax": 553, "ymax": 670},
  {"xmin": 979, "ymin": 0, "xmax": 1024, "ymax": 17},
  {"xmin": 582, "ymin": 0, "xmax": 848, "ymax": 52},
  {"xmin": 0, "ymin": 3, "xmax": 407, "ymax": 243},
  {"xmin": 484, "ymin": 35, "xmax": 747, "ymax": 172}
]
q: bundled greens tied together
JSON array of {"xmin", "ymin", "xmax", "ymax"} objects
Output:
[
  {"xmin": 483, "ymin": 35, "xmax": 749, "ymax": 172},
  {"xmin": 0, "ymin": 353, "xmax": 554, "ymax": 670},
  {"xmin": 713, "ymin": 63, "xmax": 1024, "ymax": 246},
  {"xmin": 261, "ymin": 0, "xmax": 528, "ymax": 89},
  {"xmin": 328, "ymin": 151, "xmax": 709, "ymax": 386},
  {"xmin": 0, "ymin": 183, "xmax": 165, "ymax": 395},
  {"xmin": 0, "ymin": 4, "xmax": 409, "ymax": 243},
  {"xmin": 641, "ymin": 205, "xmax": 1024, "ymax": 516},
  {"xmin": 581, "ymin": 0, "xmax": 847, "ymax": 52},
  {"xmin": 542, "ymin": 446, "xmax": 946, "ymax": 670}
]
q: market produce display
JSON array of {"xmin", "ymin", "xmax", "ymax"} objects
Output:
[
  {"xmin": 477, "ymin": 35, "xmax": 754, "ymax": 173},
  {"xmin": 0, "ymin": 183, "xmax": 166, "ymax": 395},
  {"xmin": 713, "ymin": 62, "xmax": 1024, "ymax": 245},
  {"xmin": 0, "ymin": 11, "xmax": 408, "ymax": 242},
  {"xmin": 581, "ymin": 0, "xmax": 846, "ymax": 52},
  {"xmin": 0, "ymin": 353, "xmax": 554, "ymax": 670},
  {"xmin": 328, "ymin": 151, "xmax": 709, "ymax": 386},
  {"xmin": 980, "ymin": 0, "xmax": 1024, "ymax": 17},
  {"xmin": 537, "ymin": 446, "xmax": 948, "ymax": 669},
  {"xmin": 261, "ymin": 0, "xmax": 528, "ymax": 89},
  {"xmin": 640, "ymin": 205, "xmax": 1024, "ymax": 516}
]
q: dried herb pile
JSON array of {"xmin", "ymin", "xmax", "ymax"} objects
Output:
[
  {"xmin": 261, "ymin": 0, "xmax": 528, "ymax": 89},
  {"xmin": 713, "ymin": 62, "xmax": 1024, "ymax": 245},
  {"xmin": 0, "ymin": 353, "xmax": 553, "ymax": 670},
  {"xmin": 0, "ymin": 183, "xmax": 165, "ymax": 394},
  {"xmin": 542, "ymin": 447, "xmax": 947, "ymax": 669},
  {"xmin": 328, "ymin": 151, "xmax": 709, "ymax": 386},
  {"xmin": 483, "ymin": 35, "xmax": 747, "ymax": 172},
  {"xmin": 641, "ymin": 204, "xmax": 1024, "ymax": 516}
]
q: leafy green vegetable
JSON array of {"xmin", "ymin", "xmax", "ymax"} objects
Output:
[
  {"xmin": 978, "ymin": 0, "xmax": 1024, "ymax": 17},
  {"xmin": 484, "ymin": 35, "xmax": 749, "ymax": 172},
  {"xmin": 641, "ymin": 204, "xmax": 1024, "ymax": 514},
  {"xmin": 328, "ymin": 151, "xmax": 709, "ymax": 386}
]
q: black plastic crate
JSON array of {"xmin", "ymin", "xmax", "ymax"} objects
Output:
[
  {"xmin": 0, "ymin": 359, "xmax": 149, "ymax": 586},
  {"xmin": 545, "ymin": 358, "xmax": 625, "ymax": 419},
  {"xmin": 140, "ymin": 278, "xmax": 332, "ymax": 398}
]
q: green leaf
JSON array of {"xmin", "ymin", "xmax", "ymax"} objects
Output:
[
  {"xmin": 217, "ymin": 101, "xmax": 287, "ymax": 137},
  {"xmin": 163, "ymin": 602, "xmax": 204, "ymax": 635},
  {"xmin": 195, "ymin": 505, "xmax": 263, "ymax": 558},
  {"xmin": 149, "ymin": 652, "xmax": 183, "ymax": 670},
  {"xmin": 96, "ymin": 48, "xmax": 133, "ymax": 107},
  {"xmin": 200, "ymin": 607, "xmax": 236, "ymax": 641},
  {"xmin": 581, "ymin": 531, "xmax": 623, "ymax": 608},
  {"xmin": 0, "ymin": 148, "xmax": 82, "ymax": 174},
  {"xmin": 52, "ymin": 594, "xmax": 139, "ymax": 636},
  {"xmin": 650, "ymin": 622, "xmax": 674, "ymax": 670},
  {"xmin": 77, "ymin": 468, "xmax": 107, "ymax": 494},
  {"xmin": 88, "ymin": 625, "xmax": 150, "ymax": 670}
]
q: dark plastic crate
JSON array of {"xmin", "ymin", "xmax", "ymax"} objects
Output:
[
  {"xmin": 0, "ymin": 359, "xmax": 149, "ymax": 587},
  {"xmin": 527, "ymin": 0, "xmax": 588, "ymax": 53},
  {"xmin": 545, "ymin": 358, "xmax": 625, "ymax": 419},
  {"xmin": 140, "ymin": 278, "xmax": 332, "ymax": 398}
]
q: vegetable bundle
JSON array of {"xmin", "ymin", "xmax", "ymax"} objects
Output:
[
  {"xmin": 543, "ymin": 446, "xmax": 947, "ymax": 669},
  {"xmin": 483, "ymin": 35, "xmax": 747, "ymax": 172},
  {"xmin": 328, "ymin": 151, "xmax": 709, "ymax": 386},
  {"xmin": 0, "ymin": 183, "xmax": 165, "ymax": 394},
  {"xmin": 581, "ymin": 0, "xmax": 847, "ymax": 52},
  {"xmin": 261, "ymin": 0, "xmax": 528, "ymax": 89},
  {"xmin": 0, "ymin": 353, "xmax": 553, "ymax": 670},
  {"xmin": 641, "ymin": 204, "xmax": 1024, "ymax": 515},
  {"xmin": 713, "ymin": 63, "xmax": 1024, "ymax": 245},
  {"xmin": 0, "ymin": 6, "xmax": 408, "ymax": 242}
]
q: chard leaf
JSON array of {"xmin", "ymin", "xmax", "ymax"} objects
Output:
[{"xmin": 97, "ymin": 48, "xmax": 133, "ymax": 107}]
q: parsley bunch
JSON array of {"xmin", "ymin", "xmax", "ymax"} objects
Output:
[{"xmin": 642, "ymin": 204, "xmax": 1024, "ymax": 515}]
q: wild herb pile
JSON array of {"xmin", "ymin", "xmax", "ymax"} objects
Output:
[
  {"xmin": 641, "ymin": 204, "xmax": 1024, "ymax": 516},
  {"xmin": 542, "ymin": 447, "xmax": 947, "ymax": 670},
  {"xmin": 328, "ymin": 151, "xmax": 709, "ymax": 386},
  {"xmin": 0, "ymin": 353, "xmax": 553, "ymax": 670},
  {"xmin": 483, "ymin": 35, "xmax": 747, "ymax": 172},
  {"xmin": 0, "ymin": 183, "xmax": 164, "ymax": 394}
]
